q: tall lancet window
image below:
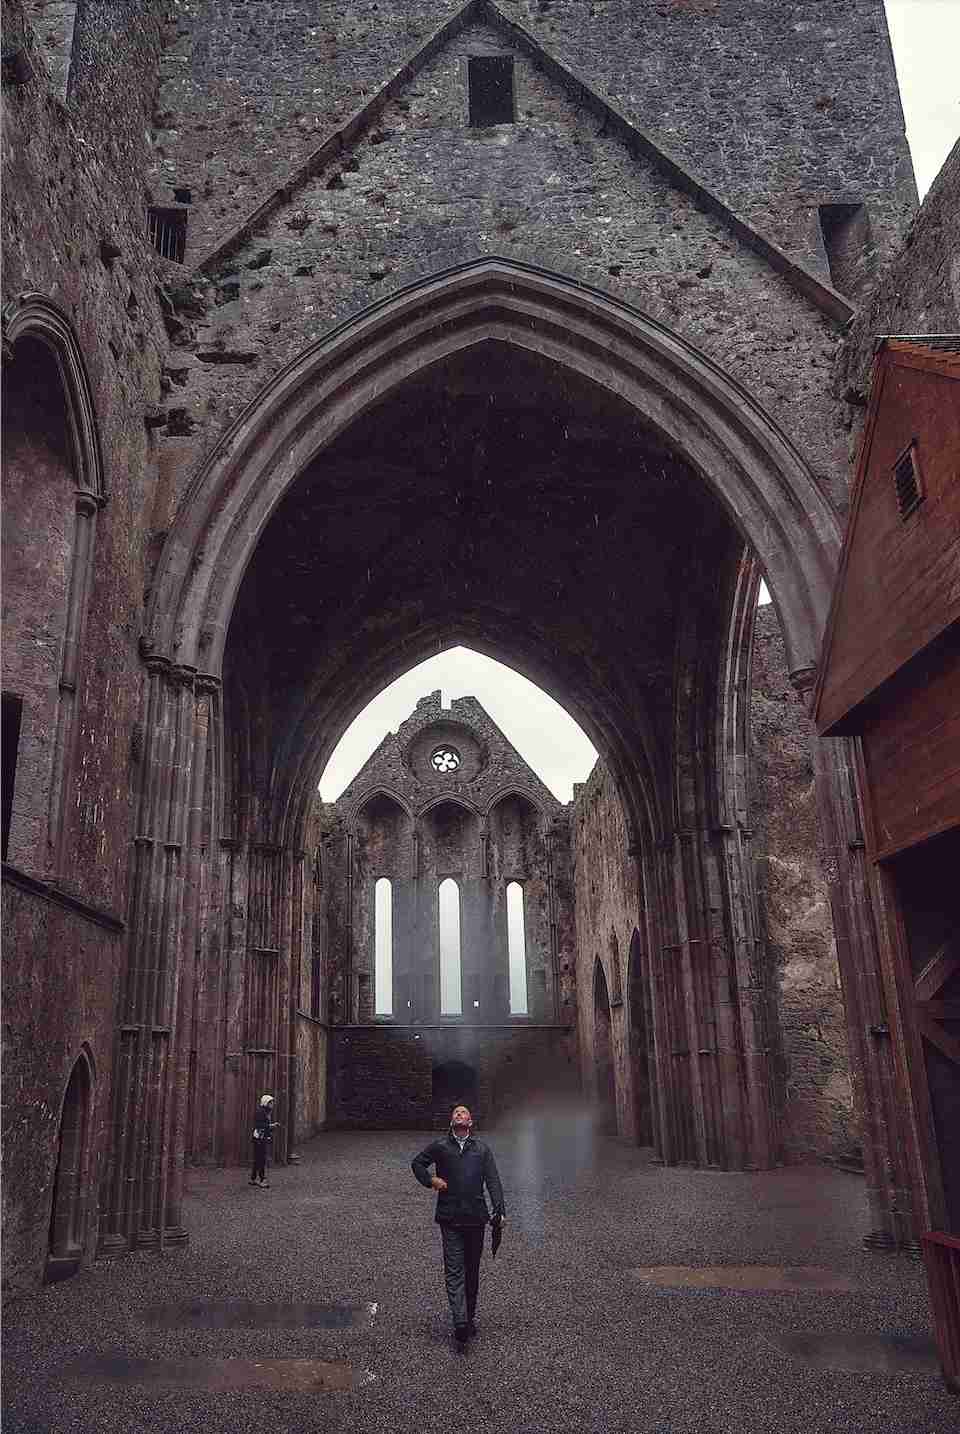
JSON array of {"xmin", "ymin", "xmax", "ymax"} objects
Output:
[
  {"xmin": 438, "ymin": 878, "xmax": 462, "ymax": 1016},
  {"xmin": 507, "ymin": 881, "xmax": 528, "ymax": 1015},
  {"xmin": 374, "ymin": 877, "xmax": 393, "ymax": 1017}
]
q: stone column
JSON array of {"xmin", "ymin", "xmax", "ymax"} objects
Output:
[{"xmin": 99, "ymin": 657, "xmax": 207, "ymax": 1252}]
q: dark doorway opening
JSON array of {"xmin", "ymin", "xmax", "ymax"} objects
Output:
[
  {"xmin": 45, "ymin": 1054, "xmax": 92, "ymax": 1284},
  {"xmin": 432, "ymin": 1060, "xmax": 478, "ymax": 1123}
]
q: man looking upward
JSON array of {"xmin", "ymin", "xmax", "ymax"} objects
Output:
[{"xmin": 412, "ymin": 1104, "xmax": 505, "ymax": 1348}]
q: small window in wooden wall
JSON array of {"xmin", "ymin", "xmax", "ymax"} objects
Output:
[
  {"xmin": 374, "ymin": 877, "xmax": 393, "ymax": 1016},
  {"xmin": 507, "ymin": 881, "xmax": 528, "ymax": 1015},
  {"xmin": 147, "ymin": 206, "xmax": 188, "ymax": 263},
  {"xmin": 893, "ymin": 442, "xmax": 924, "ymax": 519},
  {"xmin": 439, "ymin": 878, "xmax": 462, "ymax": 1016},
  {"xmin": 468, "ymin": 55, "xmax": 515, "ymax": 126}
]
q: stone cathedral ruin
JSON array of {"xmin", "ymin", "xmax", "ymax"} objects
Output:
[{"xmin": 2, "ymin": 1, "xmax": 958, "ymax": 1381}]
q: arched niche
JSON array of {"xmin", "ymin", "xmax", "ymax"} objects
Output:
[
  {"xmin": 355, "ymin": 791, "xmax": 414, "ymax": 879},
  {"xmin": 488, "ymin": 792, "xmax": 543, "ymax": 880},
  {"xmin": 1, "ymin": 295, "xmax": 104, "ymax": 877},
  {"xmin": 419, "ymin": 799, "xmax": 482, "ymax": 880},
  {"xmin": 628, "ymin": 928, "xmax": 654, "ymax": 1146},
  {"xmin": 593, "ymin": 958, "xmax": 617, "ymax": 1135},
  {"xmin": 45, "ymin": 1049, "xmax": 94, "ymax": 1284}
]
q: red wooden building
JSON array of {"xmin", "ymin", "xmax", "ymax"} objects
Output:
[{"xmin": 814, "ymin": 336, "xmax": 960, "ymax": 1391}]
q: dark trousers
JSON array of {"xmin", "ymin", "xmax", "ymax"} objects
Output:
[
  {"xmin": 439, "ymin": 1223, "xmax": 485, "ymax": 1329},
  {"xmin": 251, "ymin": 1138, "xmax": 268, "ymax": 1182}
]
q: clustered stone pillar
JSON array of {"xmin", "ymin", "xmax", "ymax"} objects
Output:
[
  {"xmin": 99, "ymin": 657, "xmax": 216, "ymax": 1252},
  {"xmin": 644, "ymin": 819, "xmax": 778, "ymax": 1171}
]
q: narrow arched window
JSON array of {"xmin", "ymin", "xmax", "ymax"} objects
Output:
[
  {"xmin": 507, "ymin": 881, "xmax": 528, "ymax": 1015},
  {"xmin": 374, "ymin": 877, "xmax": 393, "ymax": 1017},
  {"xmin": 439, "ymin": 878, "xmax": 462, "ymax": 1016}
]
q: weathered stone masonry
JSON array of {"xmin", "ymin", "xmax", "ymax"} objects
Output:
[
  {"xmin": 4, "ymin": 0, "xmax": 948, "ymax": 1296},
  {"xmin": 319, "ymin": 693, "xmax": 577, "ymax": 1129}
]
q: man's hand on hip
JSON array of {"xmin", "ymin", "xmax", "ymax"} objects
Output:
[{"xmin": 430, "ymin": 1176, "xmax": 448, "ymax": 1192}]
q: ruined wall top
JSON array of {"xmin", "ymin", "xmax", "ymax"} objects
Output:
[
  {"xmin": 842, "ymin": 137, "xmax": 960, "ymax": 399},
  {"xmin": 329, "ymin": 690, "xmax": 561, "ymax": 824},
  {"xmin": 154, "ymin": 0, "xmax": 914, "ymax": 273}
]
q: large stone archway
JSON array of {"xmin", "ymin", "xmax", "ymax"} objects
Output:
[{"xmin": 112, "ymin": 259, "xmax": 912, "ymax": 1255}]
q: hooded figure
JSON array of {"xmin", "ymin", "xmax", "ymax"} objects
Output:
[
  {"xmin": 250, "ymin": 1093, "xmax": 276, "ymax": 1187},
  {"xmin": 412, "ymin": 1105, "xmax": 506, "ymax": 1348}
]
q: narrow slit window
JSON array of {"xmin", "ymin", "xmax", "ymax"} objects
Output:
[
  {"xmin": 147, "ymin": 206, "xmax": 188, "ymax": 263},
  {"xmin": 468, "ymin": 55, "xmax": 515, "ymax": 127},
  {"xmin": 374, "ymin": 877, "xmax": 393, "ymax": 1016},
  {"xmin": 439, "ymin": 878, "xmax": 462, "ymax": 1016},
  {"xmin": 507, "ymin": 881, "xmax": 528, "ymax": 1015}
]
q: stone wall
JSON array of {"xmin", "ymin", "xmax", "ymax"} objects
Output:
[
  {"xmin": 751, "ymin": 604, "xmax": 857, "ymax": 1164},
  {"xmin": 154, "ymin": 0, "xmax": 914, "ymax": 277},
  {"xmin": 570, "ymin": 760, "xmax": 639, "ymax": 1139},
  {"xmin": 144, "ymin": 3, "xmax": 886, "ymax": 530},
  {"xmin": 841, "ymin": 137, "xmax": 960, "ymax": 403},
  {"xmin": 1, "ymin": 0, "xmax": 169, "ymax": 1294},
  {"xmin": 329, "ymin": 1023, "xmax": 577, "ymax": 1128},
  {"xmin": 570, "ymin": 604, "xmax": 858, "ymax": 1163}
]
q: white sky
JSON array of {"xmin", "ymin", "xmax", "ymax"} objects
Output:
[{"xmin": 318, "ymin": 10, "xmax": 958, "ymax": 804}]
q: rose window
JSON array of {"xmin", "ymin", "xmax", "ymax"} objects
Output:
[{"xmin": 431, "ymin": 746, "xmax": 462, "ymax": 774}]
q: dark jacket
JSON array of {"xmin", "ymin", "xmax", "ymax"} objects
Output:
[
  {"xmin": 412, "ymin": 1133, "xmax": 506, "ymax": 1227},
  {"xmin": 254, "ymin": 1105, "xmax": 274, "ymax": 1142}
]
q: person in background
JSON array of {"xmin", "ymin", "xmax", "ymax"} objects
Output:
[
  {"xmin": 250, "ymin": 1093, "xmax": 277, "ymax": 1187},
  {"xmin": 412, "ymin": 1104, "xmax": 506, "ymax": 1349}
]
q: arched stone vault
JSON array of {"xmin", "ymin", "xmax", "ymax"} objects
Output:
[
  {"xmin": 116, "ymin": 257, "xmax": 912, "ymax": 1251},
  {"xmin": 148, "ymin": 259, "xmax": 840, "ymax": 678}
]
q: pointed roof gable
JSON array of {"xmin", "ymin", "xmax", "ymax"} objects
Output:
[
  {"xmin": 336, "ymin": 689, "xmax": 561, "ymax": 818},
  {"xmin": 190, "ymin": 0, "xmax": 852, "ymax": 326},
  {"xmin": 813, "ymin": 336, "xmax": 960, "ymax": 735}
]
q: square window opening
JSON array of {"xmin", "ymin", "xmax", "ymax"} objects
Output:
[
  {"xmin": 147, "ymin": 206, "xmax": 188, "ymax": 263},
  {"xmin": 469, "ymin": 55, "xmax": 515, "ymax": 127}
]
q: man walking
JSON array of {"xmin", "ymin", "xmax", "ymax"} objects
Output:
[{"xmin": 412, "ymin": 1105, "xmax": 505, "ymax": 1349}]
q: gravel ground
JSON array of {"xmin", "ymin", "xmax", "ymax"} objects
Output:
[{"xmin": 3, "ymin": 1109, "xmax": 957, "ymax": 1434}]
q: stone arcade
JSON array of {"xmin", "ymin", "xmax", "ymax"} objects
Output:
[{"xmin": 2, "ymin": 2, "xmax": 958, "ymax": 1380}]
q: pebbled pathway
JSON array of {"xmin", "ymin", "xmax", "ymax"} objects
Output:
[{"xmin": 3, "ymin": 1106, "xmax": 956, "ymax": 1433}]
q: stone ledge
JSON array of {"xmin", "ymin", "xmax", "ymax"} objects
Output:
[{"xmin": 1, "ymin": 863, "xmax": 125, "ymax": 933}]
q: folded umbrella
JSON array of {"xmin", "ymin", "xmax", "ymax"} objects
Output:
[{"xmin": 491, "ymin": 1214, "xmax": 504, "ymax": 1259}]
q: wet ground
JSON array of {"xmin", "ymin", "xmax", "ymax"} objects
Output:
[{"xmin": 3, "ymin": 1108, "xmax": 957, "ymax": 1433}]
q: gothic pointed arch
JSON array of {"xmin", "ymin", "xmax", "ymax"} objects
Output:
[
  {"xmin": 45, "ymin": 1046, "xmax": 95, "ymax": 1283},
  {"xmin": 148, "ymin": 257, "xmax": 840, "ymax": 693},
  {"xmin": 1, "ymin": 294, "xmax": 105, "ymax": 873}
]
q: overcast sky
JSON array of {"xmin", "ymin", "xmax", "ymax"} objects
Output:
[{"xmin": 319, "ymin": 8, "xmax": 959, "ymax": 803}]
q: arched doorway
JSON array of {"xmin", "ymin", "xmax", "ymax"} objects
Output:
[
  {"xmin": 594, "ymin": 959, "xmax": 617, "ymax": 1134},
  {"xmin": 45, "ymin": 1053, "xmax": 92, "ymax": 1284}
]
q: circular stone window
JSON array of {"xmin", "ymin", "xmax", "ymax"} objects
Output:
[{"xmin": 431, "ymin": 745, "xmax": 462, "ymax": 774}]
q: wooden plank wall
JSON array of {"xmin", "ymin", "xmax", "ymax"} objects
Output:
[
  {"xmin": 817, "ymin": 348, "xmax": 960, "ymax": 735},
  {"xmin": 859, "ymin": 623, "xmax": 960, "ymax": 860}
]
